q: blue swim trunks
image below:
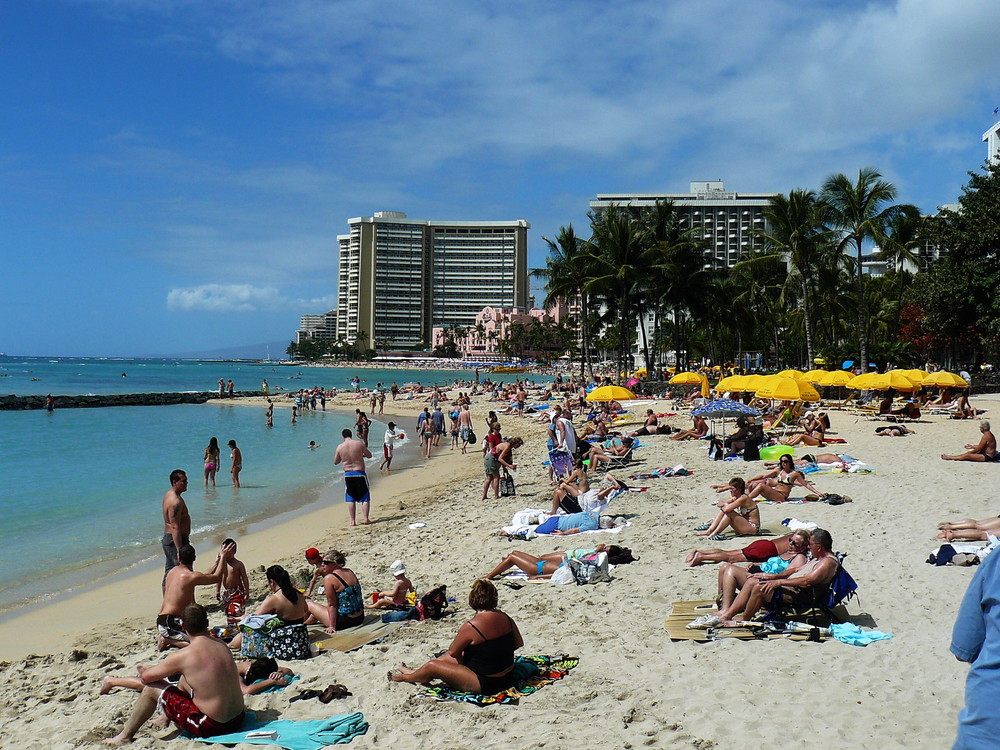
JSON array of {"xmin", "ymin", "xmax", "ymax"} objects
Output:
[{"xmin": 344, "ymin": 471, "xmax": 370, "ymax": 504}]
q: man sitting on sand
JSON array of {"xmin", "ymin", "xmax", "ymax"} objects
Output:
[
  {"xmin": 942, "ymin": 421, "xmax": 998, "ymax": 462},
  {"xmin": 103, "ymin": 603, "xmax": 245, "ymax": 745},
  {"xmin": 158, "ymin": 542, "xmax": 234, "ymax": 650}
]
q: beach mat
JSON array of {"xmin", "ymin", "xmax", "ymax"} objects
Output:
[
  {"xmin": 420, "ymin": 654, "xmax": 578, "ymax": 705},
  {"xmin": 309, "ymin": 615, "xmax": 402, "ymax": 653},
  {"xmin": 665, "ymin": 601, "xmax": 829, "ymax": 642}
]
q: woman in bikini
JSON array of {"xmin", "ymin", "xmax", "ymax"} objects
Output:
[
  {"xmin": 389, "ymin": 579, "xmax": 523, "ymax": 694},
  {"xmin": 485, "ymin": 544, "xmax": 613, "ymax": 579},
  {"xmin": 671, "ymin": 414, "xmax": 708, "ymax": 441},
  {"xmin": 203, "ymin": 437, "xmax": 220, "ymax": 486},
  {"xmin": 226, "ymin": 565, "xmax": 310, "ymax": 652},
  {"xmin": 745, "ymin": 454, "xmax": 822, "ymax": 502},
  {"xmin": 696, "ymin": 478, "xmax": 762, "ymax": 539}
]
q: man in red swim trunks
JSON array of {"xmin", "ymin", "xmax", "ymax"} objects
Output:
[
  {"xmin": 684, "ymin": 533, "xmax": 798, "ymax": 567},
  {"xmin": 103, "ymin": 603, "xmax": 245, "ymax": 745}
]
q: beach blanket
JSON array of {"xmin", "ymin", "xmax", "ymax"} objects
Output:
[
  {"xmin": 629, "ymin": 464, "xmax": 693, "ymax": 480},
  {"xmin": 192, "ymin": 711, "xmax": 368, "ymax": 749},
  {"xmin": 308, "ymin": 616, "xmax": 402, "ymax": 653},
  {"xmin": 420, "ymin": 655, "xmax": 578, "ymax": 705}
]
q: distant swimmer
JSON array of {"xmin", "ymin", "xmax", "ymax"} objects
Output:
[
  {"xmin": 308, "ymin": 440, "xmax": 320, "ymax": 450},
  {"xmin": 121, "ymin": 372, "xmax": 127, "ymax": 378},
  {"xmin": 45, "ymin": 394, "xmax": 54, "ymax": 412},
  {"xmin": 334, "ymin": 428, "xmax": 373, "ymax": 526},
  {"xmin": 228, "ymin": 440, "xmax": 242, "ymax": 487},
  {"xmin": 161, "ymin": 470, "xmax": 192, "ymax": 591}
]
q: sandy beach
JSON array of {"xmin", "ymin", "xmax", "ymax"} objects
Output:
[{"xmin": 2, "ymin": 389, "xmax": 997, "ymax": 748}]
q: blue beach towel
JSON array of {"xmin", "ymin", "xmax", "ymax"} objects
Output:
[
  {"xmin": 830, "ymin": 623, "xmax": 893, "ymax": 647},
  {"xmin": 192, "ymin": 711, "xmax": 368, "ymax": 749}
]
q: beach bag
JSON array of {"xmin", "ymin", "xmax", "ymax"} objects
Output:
[
  {"xmin": 743, "ymin": 442, "xmax": 761, "ymax": 461},
  {"xmin": 567, "ymin": 552, "xmax": 612, "ymax": 585},
  {"xmin": 466, "ymin": 429, "xmax": 477, "ymax": 444},
  {"xmin": 499, "ymin": 473, "xmax": 516, "ymax": 497},
  {"xmin": 239, "ymin": 627, "xmax": 272, "ymax": 658},
  {"xmin": 550, "ymin": 565, "xmax": 576, "ymax": 585},
  {"xmin": 416, "ymin": 586, "xmax": 449, "ymax": 621},
  {"xmin": 268, "ymin": 623, "xmax": 311, "ymax": 660}
]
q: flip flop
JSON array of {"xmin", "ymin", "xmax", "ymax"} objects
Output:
[{"xmin": 708, "ymin": 534, "xmax": 728, "ymax": 541}]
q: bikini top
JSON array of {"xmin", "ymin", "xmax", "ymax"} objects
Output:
[
  {"xmin": 330, "ymin": 572, "xmax": 364, "ymax": 615},
  {"xmin": 463, "ymin": 615, "xmax": 516, "ymax": 676},
  {"xmin": 778, "ymin": 471, "xmax": 796, "ymax": 486}
]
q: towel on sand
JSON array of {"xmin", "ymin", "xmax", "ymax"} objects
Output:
[
  {"xmin": 421, "ymin": 654, "xmax": 578, "ymax": 705},
  {"xmin": 191, "ymin": 711, "xmax": 368, "ymax": 749}
]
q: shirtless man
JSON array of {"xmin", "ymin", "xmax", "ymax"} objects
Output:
[
  {"xmin": 215, "ymin": 538, "xmax": 249, "ymax": 627},
  {"xmin": 161, "ymin": 470, "xmax": 191, "ymax": 591},
  {"xmin": 157, "ymin": 543, "xmax": 234, "ymax": 650},
  {"xmin": 458, "ymin": 405, "xmax": 474, "ymax": 454},
  {"xmin": 334, "ymin": 428, "xmax": 373, "ymax": 526},
  {"xmin": 942, "ymin": 421, "xmax": 999, "ymax": 462},
  {"xmin": 103, "ymin": 603, "xmax": 245, "ymax": 745}
]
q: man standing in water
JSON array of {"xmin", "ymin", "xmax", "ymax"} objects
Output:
[
  {"xmin": 162, "ymin": 470, "xmax": 191, "ymax": 591},
  {"xmin": 334, "ymin": 428, "xmax": 373, "ymax": 526}
]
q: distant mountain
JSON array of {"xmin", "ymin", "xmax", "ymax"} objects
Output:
[{"xmin": 145, "ymin": 341, "xmax": 290, "ymax": 360}]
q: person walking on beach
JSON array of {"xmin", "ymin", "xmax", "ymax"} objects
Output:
[
  {"xmin": 416, "ymin": 408, "xmax": 430, "ymax": 449},
  {"xmin": 334, "ymin": 428, "xmax": 373, "ymax": 526},
  {"xmin": 103, "ymin": 603, "xmax": 245, "ymax": 745},
  {"xmin": 203, "ymin": 437, "xmax": 221, "ymax": 487},
  {"xmin": 355, "ymin": 409, "xmax": 371, "ymax": 446},
  {"xmin": 431, "ymin": 406, "xmax": 445, "ymax": 447},
  {"xmin": 227, "ymin": 379, "xmax": 235, "ymax": 398},
  {"xmin": 458, "ymin": 405, "xmax": 474, "ymax": 454},
  {"xmin": 422, "ymin": 411, "xmax": 435, "ymax": 459},
  {"xmin": 381, "ymin": 421, "xmax": 402, "ymax": 472},
  {"xmin": 157, "ymin": 542, "xmax": 234, "ymax": 650},
  {"xmin": 261, "ymin": 378, "xmax": 268, "ymax": 395},
  {"xmin": 228, "ymin": 440, "xmax": 242, "ymax": 487},
  {"xmin": 391, "ymin": 381, "xmax": 399, "ymax": 401},
  {"xmin": 162, "ymin": 470, "xmax": 192, "ymax": 591}
]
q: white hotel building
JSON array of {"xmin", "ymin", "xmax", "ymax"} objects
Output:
[{"xmin": 336, "ymin": 212, "xmax": 529, "ymax": 348}]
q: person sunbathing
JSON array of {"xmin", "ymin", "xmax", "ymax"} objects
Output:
[
  {"xmin": 744, "ymin": 454, "xmax": 823, "ymax": 502},
  {"xmin": 388, "ymin": 580, "xmax": 523, "ymax": 694},
  {"xmin": 671, "ymin": 415, "xmax": 708, "ymax": 440},
  {"xmin": 942, "ymin": 422, "xmax": 999, "ymax": 462},
  {"xmin": 763, "ymin": 453, "xmax": 846, "ymax": 468},
  {"xmin": 936, "ymin": 517, "xmax": 1000, "ymax": 542},
  {"xmin": 485, "ymin": 545, "xmax": 612, "ymax": 579},
  {"xmin": 684, "ymin": 532, "xmax": 801, "ymax": 567},
  {"xmin": 587, "ymin": 437, "xmax": 634, "ymax": 468},
  {"xmin": 533, "ymin": 510, "xmax": 626, "ymax": 535},
  {"xmin": 891, "ymin": 401, "xmax": 921, "ymax": 419},
  {"xmin": 550, "ymin": 474, "xmax": 626, "ymax": 515},
  {"xmin": 713, "ymin": 530, "xmax": 812, "ymax": 615},
  {"xmin": 630, "ymin": 409, "xmax": 660, "ymax": 436},
  {"xmin": 875, "ymin": 424, "xmax": 914, "ymax": 437},
  {"xmin": 695, "ymin": 478, "xmax": 761, "ymax": 539},
  {"xmin": 781, "ymin": 429, "xmax": 825, "ymax": 447},
  {"xmin": 707, "ymin": 528, "xmax": 839, "ymax": 627}
]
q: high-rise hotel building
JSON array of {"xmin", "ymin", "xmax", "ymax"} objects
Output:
[
  {"xmin": 589, "ymin": 181, "xmax": 777, "ymax": 268},
  {"xmin": 336, "ymin": 212, "xmax": 529, "ymax": 348}
]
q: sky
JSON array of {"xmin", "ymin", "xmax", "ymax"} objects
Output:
[{"xmin": 3, "ymin": 0, "xmax": 1000, "ymax": 357}]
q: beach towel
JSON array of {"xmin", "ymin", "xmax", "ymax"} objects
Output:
[
  {"xmin": 308, "ymin": 616, "xmax": 402, "ymax": 653},
  {"xmin": 502, "ymin": 509, "xmax": 629, "ymax": 539},
  {"xmin": 420, "ymin": 655, "xmax": 578, "ymax": 705},
  {"xmin": 191, "ymin": 711, "xmax": 368, "ymax": 749},
  {"xmin": 629, "ymin": 464, "xmax": 692, "ymax": 480},
  {"xmin": 829, "ymin": 623, "xmax": 893, "ymax": 647}
]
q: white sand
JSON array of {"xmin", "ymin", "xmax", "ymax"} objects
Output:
[{"xmin": 2, "ymin": 392, "xmax": 997, "ymax": 748}]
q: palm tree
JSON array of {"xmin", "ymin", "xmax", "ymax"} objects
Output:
[
  {"xmin": 821, "ymin": 168, "xmax": 904, "ymax": 373},
  {"xmin": 876, "ymin": 205, "xmax": 923, "ymax": 332},
  {"xmin": 742, "ymin": 189, "xmax": 834, "ymax": 365}
]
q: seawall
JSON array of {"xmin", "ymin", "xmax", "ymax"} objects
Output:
[{"xmin": 0, "ymin": 391, "xmax": 265, "ymax": 410}]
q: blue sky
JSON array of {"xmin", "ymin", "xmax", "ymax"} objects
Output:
[{"xmin": 3, "ymin": 0, "xmax": 999, "ymax": 356}]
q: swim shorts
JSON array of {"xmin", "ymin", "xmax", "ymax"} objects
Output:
[
  {"xmin": 156, "ymin": 614, "xmax": 189, "ymax": 643},
  {"xmin": 742, "ymin": 539, "xmax": 779, "ymax": 563},
  {"xmin": 222, "ymin": 588, "xmax": 247, "ymax": 627},
  {"xmin": 344, "ymin": 471, "xmax": 370, "ymax": 504},
  {"xmin": 158, "ymin": 686, "xmax": 245, "ymax": 738}
]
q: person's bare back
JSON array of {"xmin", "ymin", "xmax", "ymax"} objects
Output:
[{"xmin": 334, "ymin": 435, "xmax": 372, "ymax": 472}]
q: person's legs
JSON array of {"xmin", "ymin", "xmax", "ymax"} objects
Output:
[
  {"xmin": 728, "ymin": 512, "xmax": 760, "ymax": 536},
  {"xmin": 99, "ymin": 675, "xmax": 145, "ymax": 695},
  {"xmin": 347, "ymin": 498, "xmax": 357, "ymax": 526},
  {"xmin": 103, "ymin": 685, "xmax": 162, "ymax": 745},
  {"xmin": 718, "ymin": 564, "xmax": 753, "ymax": 612},
  {"xmin": 306, "ymin": 599, "xmax": 332, "ymax": 628},
  {"xmin": 486, "ymin": 550, "xmax": 544, "ymax": 579},
  {"xmin": 360, "ymin": 500, "xmax": 371, "ymax": 525},
  {"xmin": 717, "ymin": 579, "xmax": 758, "ymax": 621},
  {"xmin": 696, "ymin": 511, "xmax": 730, "ymax": 538},
  {"xmin": 941, "ymin": 451, "xmax": 987, "ymax": 461},
  {"xmin": 389, "ymin": 658, "xmax": 481, "ymax": 692}
]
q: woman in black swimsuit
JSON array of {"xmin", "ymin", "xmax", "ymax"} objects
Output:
[{"xmin": 388, "ymin": 580, "xmax": 523, "ymax": 693}]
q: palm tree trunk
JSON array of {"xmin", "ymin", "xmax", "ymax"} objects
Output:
[
  {"xmin": 638, "ymin": 311, "xmax": 651, "ymax": 378},
  {"xmin": 856, "ymin": 237, "xmax": 868, "ymax": 373},
  {"xmin": 801, "ymin": 279, "xmax": 814, "ymax": 365}
]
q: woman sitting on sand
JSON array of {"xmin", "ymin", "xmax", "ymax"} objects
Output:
[
  {"xmin": 388, "ymin": 580, "xmax": 523, "ymax": 694},
  {"xmin": 671, "ymin": 415, "xmax": 708, "ymax": 441},
  {"xmin": 586, "ymin": 437, "xmax": 634, "ymax": 468},
  {"xmin": 306, "ymin": 550, "xmax": 365, "ymax": 633},
  {"xmin": 695, "ymin": 478, "xmax": 761, "ymax": 540},
  {"xmin": 227, "ymin": 565, "xmax": 311, "ymax": 655},
  {"xmin": 745, "ymin": 454, "xmax": 823, "ymax": 502}
]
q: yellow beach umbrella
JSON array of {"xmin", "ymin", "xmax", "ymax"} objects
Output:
[
  {"xmin": 777, "ymin": 369, "xmax": 806, "ymax": 380},
  {"xmin": 743, "ymin": 374, "xmax": 767, "ymax": 391},
  {"xmin": 922, "ymin": 371, "xmax": 969, "ymax": 388},
  {"xmin": 586, "ymin": 385, "xmax": 638, "ymax": 402},
  {"xmin": 803, "ymin": 369, "xmax": 828, "ymax": 383},
  {"xmin": 756, "ymin": 376, "xmax": 820, "ymax": 402},
  {"xmin": 716, "ymin": 375, "xmax": 749, "ymax": 392},
  {"xmin": 669, "ymin": 371, "xmax": 704, "ymax": 385},
  {"xmin": 818, "ymin": 370, "xmax": 854, "ymax": 387},
  {"xmin": 869, "ymin": 371, "xmax": 920, "ymax": 392},
  {"xmin": 846, "ymin": 372, "xmax": 880, "ymax": 390}
]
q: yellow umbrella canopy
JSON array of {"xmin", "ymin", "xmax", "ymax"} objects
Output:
[
  {"xmin": 586, "ymin": 385, "xmax": 638, "ymax": 402},
  {"xmin": 846, "ymin": 372, "xmax": 880, "ymax": 390},
  {"xmin": 922, "ymin": 371, "xmax": 970, "ymax": 388},
  {"xmin": 803, "ymin": 369, "xmax": 828, "ymax": 383},
  {"xmin": 756, "ymin": 376, "xmax": 820, "ymax": 402},
  {"xmin": 669, "ymin": 371, "xmax": 704, "ymax": 385},
  {"xmin": 818, "ymin": 370, "xmax": 854, "ymax": 387},
  {"xmin": 716, "ymin": 374, "xmax": 750, "ymax": 392},
  {"xmin": 869, "ymin": 371, "xmax": 920, "ymax": 391},
  {"xmin": 743, "ymin": 373, "xmax": 767, "ymax": 390},
  {"xmin": 777, "ymin": 369, "xmax": 806, "ymax": 380},
  {"xmin": 901, "ymin": 368, "xmax": 930, "ymax": 382}
]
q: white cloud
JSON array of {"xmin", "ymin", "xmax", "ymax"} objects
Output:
[{"xmin": 167, "ymin": 284, "xmax": 336, "ymax": 313}]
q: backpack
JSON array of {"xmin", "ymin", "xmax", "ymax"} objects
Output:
[{"xmin": 416, "ymin": 586, "xmax": 449, "ymax": 620}]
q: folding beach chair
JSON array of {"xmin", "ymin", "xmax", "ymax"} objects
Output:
[{"xmin": 765, "ymin": 553, "xmax": 858, "ymax": 626}]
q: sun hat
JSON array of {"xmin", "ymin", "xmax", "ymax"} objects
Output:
[{"xmin": 389, "ymin": 559, "xmax": 406, "ymax": 576}]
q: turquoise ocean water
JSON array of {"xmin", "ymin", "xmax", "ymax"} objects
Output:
[{"xmin": 0, "ymin": 357, "xmax": 543, "ymax": 615}]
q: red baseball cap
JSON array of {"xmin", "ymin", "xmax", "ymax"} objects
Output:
[{"xmin": 305, "ymin": 547, "xmax": 322, "ymax": 561}]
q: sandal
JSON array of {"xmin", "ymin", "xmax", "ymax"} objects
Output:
[
  {"xmin": 693, "ymin": 522, "xmax": 711, "ymax": 532},
  {"xmin": 708, "ymin": 534, "xmax": 728, "ymax": 541},
  {"xmin": 320, "ymin": 684, "xmax": 352, "ymax": 702}
]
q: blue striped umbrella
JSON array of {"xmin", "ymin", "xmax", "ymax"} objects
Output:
[{"xmin": 692, "ymin": 398, "xmax": 760, "ymax": 419}]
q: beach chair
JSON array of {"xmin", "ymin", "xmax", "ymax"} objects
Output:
[
  {"xmin": 825, "ymin": 392, "xmax": 856, "ymax": 410},
  {"xmin": 603, "ymin": 448, "xmax": 635, "ymax": 471},
  {"xmin": 765, "ymin": 553, "xmax": 858, "ymax": 626}
]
